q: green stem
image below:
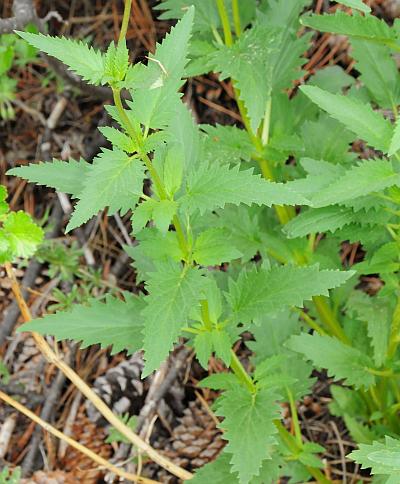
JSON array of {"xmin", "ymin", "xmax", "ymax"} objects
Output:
[
  {"xmin": 200, "ymin": 300, "xmax": 213, "ymax": 331},
  {"xmin": 261, "ymin": 97, "xmax": 272, "ymax": 146},
  {"xmin": 230, "ymin": 350, "xmax": 256, "ymax": 393},
  {"xmin": 274, "ymin": 421, "xmax": 330, "ymax": 484},
  {"xmin": 388, "ymin": 293, "xmax": 400, "ymax": 359},
  {"xmin": 231, "ymin": 0, "xmax": 241, "ymax": 36},
  {"xmin": 112, "ymin": 88, "xmax": 188, "ymax": 256},
  {"xmin": 312, "ymin": 295, "xmax": 350, "ymax": 344},
  {"xmin": 119, "ymin": 0, "xmax": 132, "ymax": 45},
  {"xmin": 216, "ymin": 0, "xmax": 233, "ymax": 46},
  {"xmin": 293, "ymin": 308, "xmax": 327, "ymax": 336},
  {"xmin": 287, "ymin": 388, "xmax": 302, "ymax": 447}
]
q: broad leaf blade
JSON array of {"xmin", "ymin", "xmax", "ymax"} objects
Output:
[
  {"xmin": 142, "ymin": 262, "xmax": 205, "ymax": 375},
  {"xmin": 67, "ymin": 149, "xmax": 145, "ymax": 231}
]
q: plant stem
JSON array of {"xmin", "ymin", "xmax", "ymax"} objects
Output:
[
  {"xmin": 312, "ymin": 295, "xmax": 350, "ymax": 344},
  {"xmin": 287, "ymin": 388, "xmax": 302, "ymax": 447},
  {"xmin": 261, "ymin": 97, "xmax": 272, "ymax": 146},
  {"xmin": 293, "ymin": 308, "xmax": 327, "ymax": 335},
  {"xmin": 112, "ymin": 87, "xmax": 188, "ymax": 256},
  {"xmin": 388, "ymin": 293, "xmax": 400, "ymax": 358},
  {"xmin": 229, "ymin": 349, "xmax": 256, "ymax": 393},
  {"xmin": 216, "ymin": 0, "xmax": 233, "ymax": 46},
  {"xmin": 119, "ymin": 0, "xmax": 132, "ymax": 45},
  {"xmin": 274, "ymin": 421, "xmax": 331, "ymax": 484},
  {"xmin": 200, "ymin": 299, "xmax": 213, "ymax": 331},
  {"xmin": 4, "ymin": 262, "xmax": 192, "ymax": 481},
  {"xmin": 231, "ymin": 0, "xmax": 241, "ymax": 36},
  {"xmin": 0, "ymin": 390, "xmax": 157, "ymax": 484}
]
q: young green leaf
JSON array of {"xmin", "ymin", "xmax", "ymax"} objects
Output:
[
  {"xmin": 228, "ymin": 265, "xmax": 354, "ymax": 323},
  {"xmin": 141, "ymin": 262, "xmax": 205, "ymax": 376},
  {"xmin": 18, "ymin": 293, "xmax": 145, "ymax": 354},
  {"xmin": 8, "ymin": 158, "xmax": 91, "ymax": 198},
  {"xmin": 130, "ymin": 7, "xmax": 194, "ymax": 129},
  {"xmin": 300, "ymin": 85, "xmax": 393, "ymax": 152},
  {"xmin": 2, "ymin": 211, "xmax": 44, "ymax": 260},
  {"xmin": 67, "ymin": 149, "xmax": 145, "ymax": 232},
  {"xmin": 287, "ymin": 333, "xmax": 375, "ymax": 389},
  {"xmin": 16, "ymin": 32, "xmax": 105, "ymax": 84},
  {"xmin": 193, "ymin": 228, "xmax": 242, "ymax": 266},
  {"xmin": 215, "ymin": 386, "xmax": 281, "ymax": 483}
]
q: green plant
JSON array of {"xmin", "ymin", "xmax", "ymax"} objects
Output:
[
  {"xmin": 6, "ymin": 0, "xmax": 400, "ymax": 482},
  {"xmin": 0, "ymin": 466, "xmax": 21, "ymax": 484},
  {"xmin": 0, "ymin": 27, "xmax": 37, "ymax": 119}
]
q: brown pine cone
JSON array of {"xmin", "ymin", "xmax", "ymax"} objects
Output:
[
  {"xmin": 59, "ymin": 406, "xmax": 112, "ymax": 484},
  {"xmin": 152, "ymin": 398, "xmax": 225, "ymax": 480},
  {"xmin": 86, "ymin": 353, "xmax": 145, "ymax": 424}
]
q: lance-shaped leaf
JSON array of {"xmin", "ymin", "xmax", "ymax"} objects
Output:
[
  {"xmin": 66, "ymin": 149, "xmax": 145, "ymax": 231},
  {"xmin": 389, "ymin": 117, "xmax": 400, "ymax": 156},
  {"xmin": 8, "ymin": 158, "xmax": 91, "ymax": 198},
  {"xmin": 287, "ymin": 333, "xmax": 375, "ymax": 389},
  {"xmin": 283, "ymin": 206, "xmax": 355, "ymax": 238},
  {"xmin": 228, "ymin": 265, "xmax": 354, "ymax": 323},
  {"xmin": 336, "ymin": 0, "xmax": 371, "ymax": 13},
  {"xmin": 179, "ymin": 162, "xmax": 309, "ymax": 215},
  {"xmin": 311, "ymin": 159, "xmax": 400, "ymax": 207},
  {"xmin": 300, "ymin": 85, "xmax": 393, "ymax": 152},
  {"xmin": 301, "ymin": 11, "xmax": 399, "ymax": 49},
  {"xmin": 141, "ymin": 262, "xmax": 206, "ymax": 376},
  {"xmin": 18, "ymin": 293, "xmax": 145, "ymax": 354},
  {"xmin": 16, "ymin": 32, "xmax": 105, "ymax": 84}
]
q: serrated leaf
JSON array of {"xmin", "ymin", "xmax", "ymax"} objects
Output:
[
  {"xmin": 193, "ymin": 228, "xmax": 242, "ymax": 266},
  {"xmin": 216, "ymin": 386, "xmax": 280, "ymax": 483},
  {"xmin": 309, "ymin": 65, "xmax": 355, "ymax": 93},
  {"xmin": 0, "ymin": 185, "xmax": 9, "ymax": 218},
  {"xmin": 347, "ymin": 291, "xmax": 390, "ymax": 367},
  {"xmin": 311, "ymin": 159, "xmax": 399, "ymax": 207},
  {"xmin": 18, "ymin": 293, "xmax": 144, "ymax": 354},
  {"xmin": 284, "ymin": 206, "xmax": 355, "ymax": 238},
  {"xmin": 351, "ymin": 39, "xmax": 400, "ymax": 109},
  {"xmin": 301, "ymin": 11, "xmax": 399, "ymax": 49},
  {"xmin": 16, "ymin": 32, "xmax": 105, "ymax": 84},
  {"xmin": 130, "ymin": 7, "xmax": 194, "ymax": 129},
  {"xmin": 287, "ymin": 333, "xmax": 375, "ymax": 389},
  {"xmin": 336, "ymin": 0, "xmax": 371, "ymax": 13},
  {"xmin": 132, "ymin": 199, "xmax": 177, "ymax": 234},
  {"xmin": 389, "ymin": 117, "xmax": 400, "ymax": 156},
  {"xmin": 228, "ymin": 265, "xmax": 354, "ymax": 323},
  {"xmin": 211, "ymin": 329, "xmax": 232, "ymax": 366},
  {"xmin": 2, "ymin": 211, "xmax": 44, "ymax": 260},
  {"xmin": 194, "ymin": 332, "xmax": 213, "ymax": 369},
  {"xmin": 179, "ymin": 162, "xmax": 309, "ymax": 215},
  {"xmin": 300, "ymin": 85, "xmax": 393, "ymax": 152},
  {"xmin": 141, "ymin": 262, "xmax": 205, "ymax": 375},
  {"xmin": 98, "ymin": 127, "xmax": 137, "ymax": 153},
  {"xmin": 350, "ymin": 436, "xmax": 400, "ymax": 476},
  {"xmin": 67, "ymin": 149, "xmax": 145, "ymax": 231},
  {"xmin": 8, "ymin": 159, "xmax": 91, "ymax": 198}
]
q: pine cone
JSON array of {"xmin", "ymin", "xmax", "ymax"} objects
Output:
[
  {"xmin": 154, "ymin": 399, "xmax": 225, "ymax": 475},
  {"xmin": 86, "ymin": 353, "xmax": 145, "ymax": 424},
  {"xmin": 60, "ymin": 406, "xmax": 112, "ymax": 483}
]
